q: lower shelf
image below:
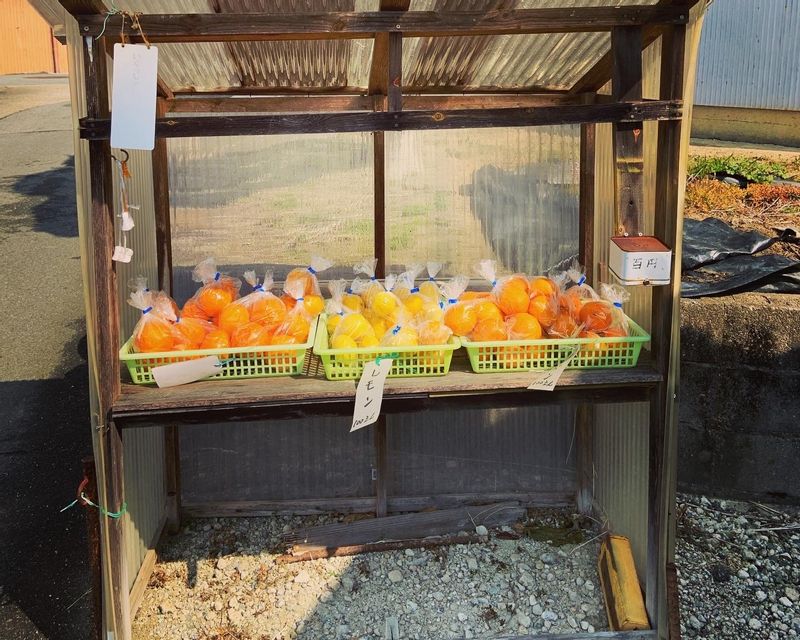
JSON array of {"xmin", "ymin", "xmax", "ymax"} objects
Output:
[{"xmin": 112, "ymin": 354, "xmax": 661, "ymax": 427}]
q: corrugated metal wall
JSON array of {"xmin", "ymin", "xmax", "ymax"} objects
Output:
[
  {"xmin": 0, "ymin": 0, "xmax": 68, "ymax": 74},
  {"xmin": 695, "ymin": 0, "xmax": 800, "ymax": 111}
]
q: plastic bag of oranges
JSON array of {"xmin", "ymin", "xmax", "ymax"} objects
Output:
[
  {"xmin": 172, "ymin": 315, "xmax": 214, "ymax": 349},
  {"xmin": 271, "ymin": 282, "xmax": 313, "ymax": 345},
  {"xmin": 129, "ymin": 276, "xmax": 179, "ymax": 319},
  {"xmin": 189, "ymin": 258, "xmax": 242, "ymax": 319},
  {"xmin": 128, "ymin": 289, "xmax": 177, "ymax": 353},
  {"xmin": 442, "ymin": 275, "xmax": 479, "ymax": 337},
  {"xmin": 475, "ymin": 259, "xmax": 531, "ymax": 316},
  {"xmin": 238, "ymin": 270, "xmax": 287, "ymax": 333},
  {"xmin": 285, "ymin": 256, "xmax": 333, "ymax": 297},
  {"xmin": 560, "ymin": 262, "xmax": 599, "ymax": 319},
  {"xmin": 414, "ymin": 317, "xmax": 453, "ymax": 345},
  {"xmin": 598, "ymin": 283, "xmax": 631, "ymax": 337}
]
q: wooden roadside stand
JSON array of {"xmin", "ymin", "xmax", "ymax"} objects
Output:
[{"xmin": 57, "ymin": 1, "xmax": 707, "ymax": 638}]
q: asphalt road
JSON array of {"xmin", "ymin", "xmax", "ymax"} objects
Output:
[{"xmin": 0, "ymin": 74, "xmax": 92, "ymax": 640}]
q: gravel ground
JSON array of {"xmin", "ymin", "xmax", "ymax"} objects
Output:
[
  {"xmin": 132, "ymin": 512, "xmax": 607, "ymax": 640},
  {"xmin": 676, "ymin": 494, "xmax": 800, "ymax": 639}
]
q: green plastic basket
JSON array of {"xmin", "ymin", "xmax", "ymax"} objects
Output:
[
  {"xmin": 120, "ymin": 323, "xmax": 316, "ymax": 385},
  {"xmin": 313, "ymin": 315, "xmax": 461, "ymax": 380},
  {"xmin": 462, "ymin": 318, "xmax": 650, "ymax": 373}
]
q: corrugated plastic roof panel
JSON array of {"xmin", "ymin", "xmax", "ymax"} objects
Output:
[{"xmin": 118, "ymin": 0, "xmax": 376, "ymax": 92}]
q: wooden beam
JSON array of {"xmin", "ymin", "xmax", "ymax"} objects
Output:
[
  {"xmin": 81, "ymin": 457, "xmax": 103, "ymax": 640},
  {"xmin": 172, "ymin": 85, "xmax": 570, "ymax": 96},
  {"xmin": 579, "ymin": 120, "xmax": 596, "ymax": 281},
  {"xmin": 58, "ymin": 0, "xmax": 106, "ymax": 15},
  {"xmin": 611, "ymin": 26, "xmax": 644, "ymax": 236},
  {"xmin": 76, "ymin": 7, "xmax": 689, "ymax": 41},
  {"xmin": 166, "ymin": 93, "xmax": 587, "ymax": 113},
  {"xmin": 387, "ymin": 32, "xmax": 402, "ymax": 112},
  {"xmin": 105, "ymin": 421, "xmax": 131, "ymax": 640},
  {"xmin": 368, "ymin": 0, "xmax": 410, "ymax": 99},
  {"xmin": 373, "ymin": 129, "xmax": 386, "ymax": 277},
  {"xmin": 648, "ymin": 21, "xmax": 686, "ymax": 631},
  {"xmin": 81, "ymin": 100, "xmax": 682, "ymax": 140}
]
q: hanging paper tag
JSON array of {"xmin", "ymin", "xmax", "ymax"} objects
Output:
[
  {"xmin": 350, "ymin": 358, "xmax": 393, "ymax": 432},
  {"xmin": 153, "ymin": 356, "xmax": 222, "ymax": 388},
  {"xmin": 112, "ymin": 245, "xmax": 133, "ymax": 263},
  {"xmin": 527, "ymin": 346, "xmax": 580, "ymax": 391},
  {"xmin": 121, "ymin": 210, "xmax": 135, "ymax": 231},
  {"xmin": 111, "ymin": 43, "xmax": 158, "ymax": 150}
]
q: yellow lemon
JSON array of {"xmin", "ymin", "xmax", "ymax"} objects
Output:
[
  {"xmin": 403, "ymin": 294, "xmax": 425, "ymax": 316},
  {"xmin": 304, "ymin": 294, "xmax": 325, "ymax": 317},
  {"xmin": 343, "ymin": 293, "xmax": 363, "ymax": 312},
  {"xmin": 423, "ymin": 303, "xmax": 444, "ymax": 323},
  {"xmin": 358, "ymin": 335, "xmax": 380, "ymax": 348},
  {"xmin": 331, "ymin": 334, "xmax": 358, "ymax": 350},
  {"xmin": 326, "ymin": 313, "xmax": 343, "ymax": 334},
  {"xmin": 385, "ymin": 326, "xmax": 418, "ymax": 347},
  {"xmin": 419, "ymin": 281, "xmax": 440, "ymax": 301},
  {"xmin": 370, "ymin": 318, "xmax": 389, "ymax": 339},
  {"xmin": 337, "ymin": 313, "xmax": 372, "ymax": 341},
  {"xmin": 371, "ymin": 291, "xmax": 398, "ymax": 317}
]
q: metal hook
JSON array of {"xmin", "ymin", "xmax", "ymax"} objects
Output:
[{"xmin": 110, "ymin": 149, "xmax": 130, "ymax": 163}]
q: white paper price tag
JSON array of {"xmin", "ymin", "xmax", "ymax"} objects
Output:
[
  {"xmin": 111, "ymin": 44, "xmax": 158, "ymax": 150},
  {"xmin": 121, "ymin": 210, "xmax": 135, "ymax": 231},
  {"xmin": 350, "ymin": 358, "xmax": 393, "ymax": 432},
  {"xmin": 112, "ymin": 245, "xmax": 133, "ymax": 263},
  {"xmin": 153, "ymin": 356, "xmax": 222, "ymax": 388},
  {"xmin": 527, "ymin": 346, "xmax": 580, "ymax": 391}
]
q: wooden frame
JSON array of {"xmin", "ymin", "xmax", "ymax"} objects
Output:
[{"xmin": 63, "ymin": 2, "xmax": 695, "ymax": 638}]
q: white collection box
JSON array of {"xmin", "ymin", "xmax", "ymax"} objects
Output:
[{"xmin": 608, "ymin": 236, "xmax": 672, "ymax": 286}]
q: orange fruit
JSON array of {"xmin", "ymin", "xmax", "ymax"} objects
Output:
[
  {"xmin": 460, "ymin": 291, "xmax": 491, "ymax": 301},
  {"xmin": 217, "ymin": 302, "xmax": 250, "ymax": 335},
  {"xmin": 417, "ymin": 320, "xmax": 452, "ymax": 345},
  {"xmin": 549, "ymin": 312, "xmax": 578, "ymax": 338},
  {"xmin": 504, "ymin": 275, "xmax": 529, "ymax": 293},
  {"xmin": 304, "ymin": 294, "xmax": 325, "ymax": 317},
  {"xmin": 528, "ymin": 294, "xmax": 557, "ymax": 329},
  {"xmin": 529, "ymin": 277, "xmax": 557, "ymax": 299},
  {"xmin": 270, "ymin": 333, "xmax": 301, "ymax": 346},
  {"xmin": 497, "ymin": 285, "xmax": 530, "ymax": 316},
  {"xmin": 285, "ymin": 268, "xmax": 316, "ymax": 296},
  {"xmin": 474, "ymin": 299, "xmax": 503, "ymax": 324},
  {"xmin": 231, "ymin": 322, "xmax": 271, "ymax": 347},
  {"xmin": 579, "ymin": 330, "xmax": 606, "ymax": 361},
  {"xmin": 182, "ymin": 298, "xmax": 211, "ymax": 321},
  {"xmin": 579, "ymin": 301, "xmax": 613, "ymax": 332},
  {"xmin": 281, "ymin": 292, "xmax": 297, "ymax": 311},
  {"xmin": 200, "ymin": 328, "xmax": 230, "ymax": 351},
  {"xmin": 506, "ymin": 313, "xmax": 542, "ymax": 340},
  {"xmin": 135, "ymin": 319, "xmax": 175, "ymax": 353},
  {"xmin": 470, "ymin": 318, "xmax": 507, "ymax": 342},
  {"xmin": 275, "ymin": 314, "xmax": 311, "ymax": 343},
  {"xmin": 444, "ymin": 302, "xmax": 478, "ymax": 337},
  {"xmin": 558, "ymin": 292, "xmax": 583, "ymax": 320},
  {"xmin": 250, "ymin": 296, "xmax": 287, "ymax": 328},
  {"xmin": 173, "ymin": 317, "xmax": 210, "ymax": 347},
  {"xmin": 602, "ymin": 326, "xmax": 628, "ymax": 338},
  {"xmin": 196, "ymin": 285, "xmax": 234, "ymax": 317}
]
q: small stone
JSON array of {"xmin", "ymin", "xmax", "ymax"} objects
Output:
[
  {"xmin": 404, "ymin": 548, "xmax": 415, "ymax": 556},
  {"xmin": 294, "ymin": 570, "xmax": 311, "ymax": 584},
  {"xmin": 467, "ymin": 558, "xmax": 478, "ymax": 571},
  {"xmin": 475, "ymin": 525, "xmax": 489, "ymax": 537},
  {"xmin": 540, "ymin": 552, "xmax": 557, "ymax": 565},
  {"xmin": 689, "ymin": 615, "xmax": 703, "ymax": 630},
  {"xmin": 406, "ymin": 600, "xmax": 418, "ymax": 611},
  {"xmin": 388, "ymin": 569, "xmax": 403, "ymax": 583},
  {"xmin": 567, "ymin": 616, "xmax": 578, "ymax": 629},
  {"xmin": 216, "ymin": 557, "xmax": 231, "ymax": 570},
  {"xmin": 531, "ymin": 604, "xmax": 543, "ymax": 616},
  {"xmin": 433, "ymin": 591, "xmax": 445, "ymax": 601},
  {"xmin": 227, "ymin": 609, "xmax": 242, "ymax": 625},
  {"xmin": 158, "ymin": 602, "xmax": 175, "ymax": 615},
  {"xmin": 787, "ymin": 588, "xmax": 800, "ymax": 602},
  {"xmin": 781, "ymin": 597, "xmax": 794, "ymax": 608},
  {"xmin": 464, "ymin": 630, "xmax": 474, "ymax": 639},
  {"xmin": 341, "ymin": 576, "xmax": 354, "ymax": 592},
  {"xmin": 580, "ymin": 621, "xmax": 589, "ymax": 631},
  {"xmin": 457, "ymin": 612, "xmax": 468, "ymax": 622},
  {"xmin": 518, "ymin": 614, "xmax": 531, "ymax": 628},
  {"xmin": 529, "ymin": 595, "xmax": 538, "ymax": 606},
  {"xmin": 738, "ymin": 569, "xmax": 750, "ymax": 580},
  {"xmin": 542, "ymin": 609, "xmax": 558, "ymax": 622},
  {"xmin": 336, "ymin": 624, "xmax": 350, "ymax": 637},
  {"xmin": 584, "ymin": 580, "xmax": 595, "ymax": 592},
  {"xmin": 749, "ymin": 618, "xmax": 763, "ymax": 630},
  {"xmin": 213, "ymin": 600, "xmax": 223, "ymax": 612}
]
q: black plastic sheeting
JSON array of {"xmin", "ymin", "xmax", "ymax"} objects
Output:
[{"xmin": 681, "ymin": 218, "xmax": 800, "ymax": 297}]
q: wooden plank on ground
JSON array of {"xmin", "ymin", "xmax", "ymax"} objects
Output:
[{"xmin": 285, "ymin": 502, "xmax": 525, "ymax": 552}]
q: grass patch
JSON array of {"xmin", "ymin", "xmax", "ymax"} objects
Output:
[{"xmin": 689, "ymin": 155, "xmax": 790, "ymax": 184}]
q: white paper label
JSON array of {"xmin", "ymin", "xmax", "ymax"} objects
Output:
[
  {"xmin": 121, "ymin": 210, "xmax": 135, "ymax": 231},
  {"xmin": 152, "ymin": 356, "xmax": 221, "ymax": 388},
  {"xmin": 350, "ymin": 358, "xmax": 393, "ymax": 432},
  {"xmin": 527, "ymin": 346, "xmax": 580, "ymax": 391},
  {"xmin": 112, "ymin": 245, "xmax": 133, "ymax": 263},
  {"xmin": 111, "ymin": 44, "xmax": 158, "ymax": 151}
]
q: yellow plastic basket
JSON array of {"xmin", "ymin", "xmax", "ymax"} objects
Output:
[
  {"xmin": 120, "ymin": 323, "xmax": 316, "ymax": 385},
  {"xmin": 462, "ymin": 318, "xmax": 650, "ymax": 373},
  {"xmin": 313, "ymin": 315, "xmax": 460, "ymax": 380}
]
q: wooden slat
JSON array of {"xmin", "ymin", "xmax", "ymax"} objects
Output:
[
  {"xmin": 81, "ymin": 457, "xmax": 102, "ymax": 640},
  {"xmin": 611, "ymin": 26, "xmax": 644, "ymax": 236},
  {"xmin": 648, "ymin": 21, "xmax": 686, "ymax": 631},
  {"xmin": 105, "ymin": 421, "xmax": 131, "ymax": 640},
  {"xmin": 575, "ymin": 405, "xmax": 594, "ymax": 516},
  {"xmin": 111, "ymin": 359, "xmax": 661, "ymax": 426},
  {"xmin": 164, "ymin": 425, "xmax": 181, "ymax": 535},
  {"xmin": 373, "ymin": 129, "xmax": 386, "ymax": 277},
  {"xmin": 80, "ymin": 100, "xmax": 682, "ymax": 140},
  {"xmin": 374, "ymin": 416, "xmax": 388, "ymax": 517},
  {"xmin": 128, "ymin": 514, "xmax": 167, "ymax": 620},
  {"xmin": 387, "ymin": 32, "xmax": 402, "ymax": 112},
  {"xmin": 579, "ymin": 119, "xmax": 596, "ymax": 281},
  {"xmin": 76, "ymin": 7, "xmax": 689, "ymax": 41},
  {"xmin": 181, "ymin": 491, "xmax": 574, "ymax": 518}
]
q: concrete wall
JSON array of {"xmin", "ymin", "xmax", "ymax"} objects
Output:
[
  {"xmin": 678, "ymin": 293, "xmax": 800, "ymax": 503},
  {"xmin": 691, "ymin": 105, "xmax": 800, "ymax": 148}
]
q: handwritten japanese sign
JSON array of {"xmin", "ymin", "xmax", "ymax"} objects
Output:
[
  {"xmin": 527, "ymin": 346, "xmax": 580, "ymax": 391},
  {"xmin": 350, "ymin": 358, "xmax": 393, "ymax": 432},
  {"xmin": 111, "ymin": 44, "xmax": 158, "ymax": 150}
]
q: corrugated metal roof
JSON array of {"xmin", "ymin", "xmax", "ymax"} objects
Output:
[{"xmin": 695, "ymin": 0, "xmax": 800, "ymax": 111}]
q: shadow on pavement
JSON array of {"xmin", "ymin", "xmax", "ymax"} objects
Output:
[
  {"xmin": 0, "ymin": 357, "xmax": 93, "ymax": 640},
  {"xmin": 2, "ymin": 157, "xmax": 77, "ymax": 237}
]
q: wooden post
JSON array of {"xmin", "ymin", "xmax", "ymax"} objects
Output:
[
  {"xmin": 164, "ymin": 425, "xmax": 182, "ymax": 534},
  {"xmin": 106, "ymin": 420, "xmax": 131, "ymax": 639},
  {"xmin": 153, "ymin": 97, "xmax": 173, "ymax": 293},
  {"xmin": 82, "ymin": 457, "xmax": 103, "ymax": 640},
  {"xmin": 387, "ymin": 33, "xmax": 402, "ymax": 113},
  {"xmin": 648, "ymin": 22, "xmax": 686, "ymax": 633},
  {"xmin": 611, "ymin": 26, "xmax": 644, "ymax": 236},
  {"xmin": 83, "ymin": 34, "xmax": 129, "ymax": 640}
]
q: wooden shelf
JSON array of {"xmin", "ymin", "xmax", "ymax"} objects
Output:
[{"xmin": 112, "ymin": 354, "xmax": 660, "ymax": 427}]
